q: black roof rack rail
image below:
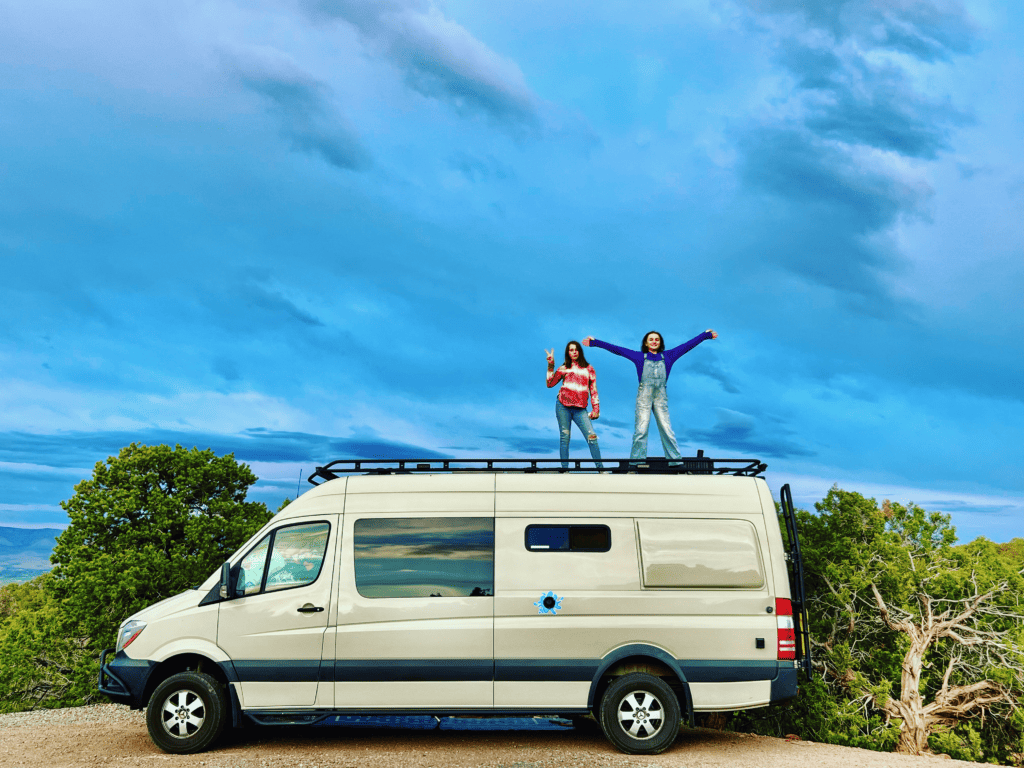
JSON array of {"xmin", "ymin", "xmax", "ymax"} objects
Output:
[{"xmin": 307, "ymin": 450, "xmax": 767, "ymax": 485}]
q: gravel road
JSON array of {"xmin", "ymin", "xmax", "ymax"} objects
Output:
[{"xmin": 0, "ymin": 704, "xmax": 991, "ymax": 768}]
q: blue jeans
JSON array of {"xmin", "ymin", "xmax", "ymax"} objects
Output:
[
  {"xmin": 555, "ymin": 400, "xmax": 603, "ymax": 468},
  {"xmin": 631, "ymin": 359, "xmax": 682, "ymax": 460}
]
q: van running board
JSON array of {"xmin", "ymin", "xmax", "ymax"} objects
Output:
[
  {"xmin": 246, "ymin": 713, "xmax": 331, "ymax": 726},
  {"xmin": 244, "ymin": 711, "xmax": 587, "ymax": 727},
  {"xmin": 309, "ymin": 452, "xmax": 767, "ymax": 485}
]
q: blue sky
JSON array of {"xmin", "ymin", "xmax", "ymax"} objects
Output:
[{"xmin": 1, "ymin": 0, "xmax": 1021, "ymax": 542}]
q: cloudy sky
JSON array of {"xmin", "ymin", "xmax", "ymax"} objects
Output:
[{"xmin": 1, "ymin": 0, "xmax": 1021, "ymax": 542}]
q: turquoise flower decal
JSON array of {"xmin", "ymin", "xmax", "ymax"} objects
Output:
[{"xmin": 534, "ymin": 591, "xmax": 563, "ymax": 615}]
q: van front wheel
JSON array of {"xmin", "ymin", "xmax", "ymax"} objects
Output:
[
  {"xmin": 598, "ymin": 673, "xmax": 680, "ymax": 755},
  {"xmin": 146, "ymin": 671, "xmax": 228, "ymax": 754}
]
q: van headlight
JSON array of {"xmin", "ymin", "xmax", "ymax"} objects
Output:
[{"xmin": 116, "ymin": 620, "xmax": 147, "ymax": 653}]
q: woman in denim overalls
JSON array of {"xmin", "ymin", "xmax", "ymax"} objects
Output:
[{"xmin": 583, "ymin": 329, "xmax": 717, "ymax": 460}]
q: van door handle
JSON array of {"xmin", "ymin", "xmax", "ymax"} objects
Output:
[{"xmin": 297, "ymin": 604, "xmax": 324, "ymax": 613}]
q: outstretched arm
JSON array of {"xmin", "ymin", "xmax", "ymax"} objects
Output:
[
  {"xmin": 584, "ymin": 337, "xmax": 644, "ymax": 365},
  {"xmin": 665, "ymin": 330, "xmax": 717, "ymax": 364}
]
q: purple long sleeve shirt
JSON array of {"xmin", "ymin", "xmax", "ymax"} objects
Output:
[{"xmin": 590, "ymin": 331, "xmax": 713, "ymax": 383}]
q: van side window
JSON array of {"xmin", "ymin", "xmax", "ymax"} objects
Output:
[
  {"xmin": 637, "ymin": 519, "xmax": 765, "ymax": 588},
  {"xmin": 265, "ymin": 523, "xmax": 330, "ymax": 591},
  {"xmin": 236, "ymin": 522, "xmax": 330, "ymax": 596},
  {"xmin": 354, "ymin": 517, "xmax": 494, "ymax": 598},
  {"xmin": 238, "ymin": 537, "xmax": 270, "ymax": 596},
  {"xmin": 526, "ymin": 525, "xmax": 611, "ymax": 552}
]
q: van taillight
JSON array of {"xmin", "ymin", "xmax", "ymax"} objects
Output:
[{"xmin": 776, "ymin": 598, "xmax": 796, "ymax": 660}]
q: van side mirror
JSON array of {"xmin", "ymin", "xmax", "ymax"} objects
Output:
[{"xmin": 219, "ymin": 561, "xmax": 234, "ymax": 600}]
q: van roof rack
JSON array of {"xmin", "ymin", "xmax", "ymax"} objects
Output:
[{"xmin": 307, "ymin": 450, "xmax": 766, "ymax": 485}]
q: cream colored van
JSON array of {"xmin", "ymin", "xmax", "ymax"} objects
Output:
[{"xmin": 99, "ymin": 457, "xmax": 811, "ymax": 756}]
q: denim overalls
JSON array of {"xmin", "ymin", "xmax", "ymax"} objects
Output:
[{"xmin": 631, "ymin": 355, "xmax": 683, "ymax": 460}]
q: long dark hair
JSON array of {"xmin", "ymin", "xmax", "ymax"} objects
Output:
[
  {"xmin": 641, "ymin": 330, "xmax": 665, "ymax": 354},
  {"xmin": 564, "ymin": 340, "xmax": 589, "ymax": 368}
]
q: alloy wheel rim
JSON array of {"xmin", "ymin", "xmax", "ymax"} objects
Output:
[
  {"xmin": 616, "ymin": 690, "xmax": 664, "ymax": 740},
  {"xmin": 159, "ymin": 689, "xmax": 206, "ymax": 738}
]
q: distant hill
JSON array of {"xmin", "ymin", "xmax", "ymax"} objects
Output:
[{"xmin": 0, "ymin": 526, "xmax": 63, "ymax": 584}]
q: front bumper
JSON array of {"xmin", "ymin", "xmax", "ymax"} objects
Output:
[{"xmin": 98, "ymin": 648, "xmax": 155, "ymax": 709}]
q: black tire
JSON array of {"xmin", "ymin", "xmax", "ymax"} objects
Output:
[
  {"xmin": 146, "ymin": 671, "xmax": 228, "ymax": 754},
  {"xmin": 598, "ymin": 673, "xmax": 681, "ymax": 755}
]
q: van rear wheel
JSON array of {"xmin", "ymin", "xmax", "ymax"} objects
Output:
[
  {"xmin": 146, "ymin": 671, "xmax": 228, "ymax": 754},
  {"xmin": 598, "ymin": 673, "xmax": 680, "ymax": 755}
]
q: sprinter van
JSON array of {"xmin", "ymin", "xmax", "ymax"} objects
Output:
[{"xmin": 99, "ymin": 455, "xmax": 811, "ymax": 756}]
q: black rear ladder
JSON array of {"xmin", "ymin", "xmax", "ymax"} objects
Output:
[{"xmin": 779, "ymin": 484, "xmax": 812, "ymax": 677}]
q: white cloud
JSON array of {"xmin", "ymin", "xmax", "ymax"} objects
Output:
[
  {"xmin": 0, "ymin": 380, "xmax": 315, "ymax": 434},
  {"xmin": 302, "ymin": 0, "xmax": 539, "ymax": 129}
]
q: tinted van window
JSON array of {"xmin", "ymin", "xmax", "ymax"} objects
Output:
[
  {"xmin": 354, "ymin": 517, "xmax": 494, "ymax": 598},
  {"xmin": 526, "ymin": 524, "xmax": 611, "ymax": 552}
]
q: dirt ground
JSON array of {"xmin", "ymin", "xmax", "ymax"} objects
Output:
[{"xmin": 0, "ymin": 706, "xmax": 992, "ymax": 768}]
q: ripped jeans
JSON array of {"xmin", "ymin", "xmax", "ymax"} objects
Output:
[{"xmin": 555, "ymin": 400, "xmax": 603, "ymax": 469}]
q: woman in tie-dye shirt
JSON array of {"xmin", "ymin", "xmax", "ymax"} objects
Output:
[{"xmin": 545, "ymin": 340, "xmax": 603, "ymax": 470}]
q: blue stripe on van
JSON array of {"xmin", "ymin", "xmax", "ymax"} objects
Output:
[
  {"xmin": 499, "ymin": 659, "xmax": 777, "ymax": 683},
  {"xmin": 495, "ymin": 659, "xmax": 598, "ymax": 681},
  {"xmin": 231, "ymin": 658, "xmax": 779, "ymax": 684},
  {"xmin": 233, "ymin": 660, "xmax": 323, "ymax": 683},
  {"xmin": 677, "ymin": 660, "xmax": 779, "ymax": 682},
  {"xmin": 333, "ymin": 659, "xmax": 494, "ymax": 682}
]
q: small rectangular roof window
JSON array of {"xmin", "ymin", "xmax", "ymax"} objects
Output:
[{"xmin": 526, "ymin": 525, "xmax": 610, "ymax": 552}]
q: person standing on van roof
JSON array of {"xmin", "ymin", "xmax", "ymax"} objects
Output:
[
  {"xmin": 546, "ymin": 341, "xmax": 604, "ymax": 470},
  {"xmin": 583, "ymin": 330, "xmax": 717, "ymax": 461}
]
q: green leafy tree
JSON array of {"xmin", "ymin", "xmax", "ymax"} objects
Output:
[
  {"xmin": 735, "ymin": 490, "xmax": 1024, "ymax": 763},
  {"xmin": 0, "ymin": 575, "xmax": 96, "ymax": 711},
  {"xmin": 997, "ymin": 538, "xmax": 1024, "ymax": 569},
  {"xmin": 50, "ymin": 443, "xmax": 274, "ymax": 651},
  {"xmin": 799, "ymin": 488, "xmax": 1024, "ymax": 760}
]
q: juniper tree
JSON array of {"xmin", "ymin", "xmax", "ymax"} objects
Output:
[
  {"xmin": 801, "ymin": 488, "xmax": 1024, "ymax": 761},
  {"xmin": 50, "ymin": 443, "xmax": 273, "ymax": 649}
]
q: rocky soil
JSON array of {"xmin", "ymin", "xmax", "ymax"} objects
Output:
[{"xmin": 0, "ymin": 704, "xmax": 993, "ymax": 768}]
